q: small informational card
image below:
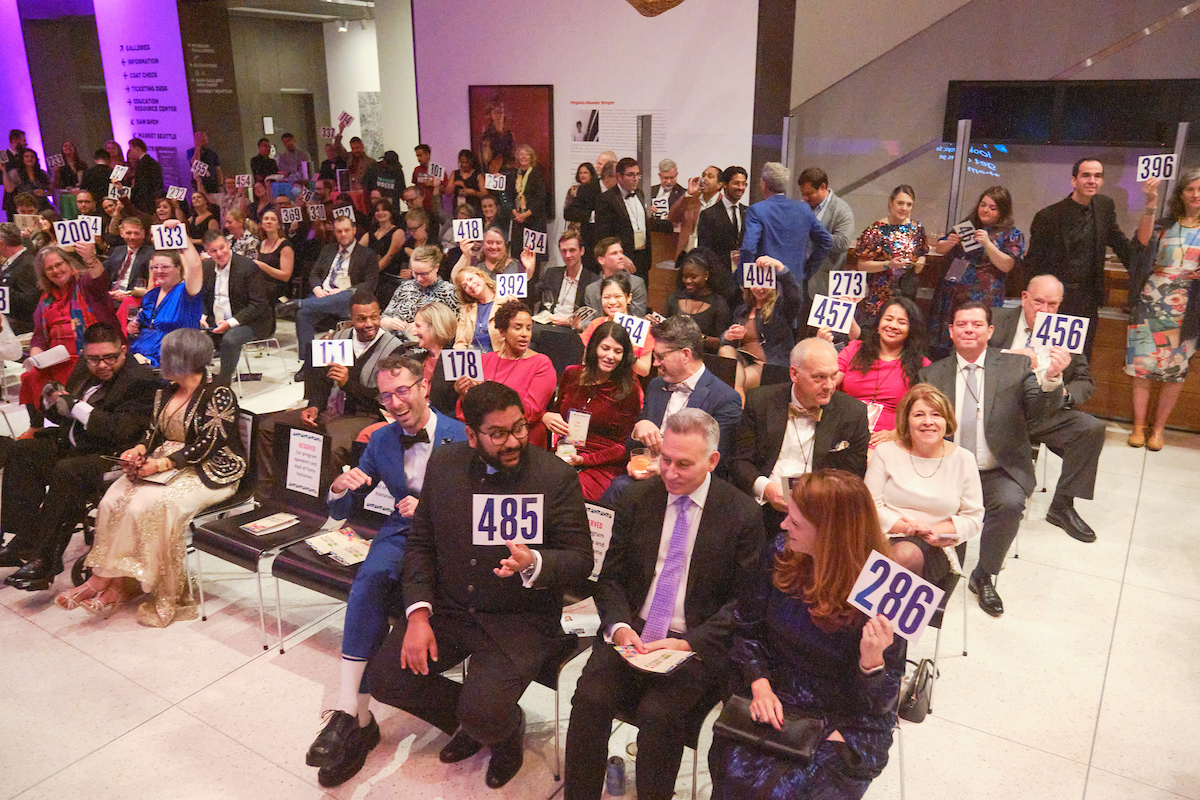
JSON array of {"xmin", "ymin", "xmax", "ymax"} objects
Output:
[
  {"xmin": 364, "ymin": 482, "xmax": 397, "ymax": 516},
  {"xmin": 286, "ymin": 428, "xmax": 324, "ymax": 498},
  {"xmin": 495, "ymin": 272, "xmax": 527, "ymax": 298},
  {"xmin": 485, "ymin": 172, "xmax": 507, "ymax": 191},
  {"xmin": 453, "ymin": 217, "xmax": 485, "ymax": 243},
  {"xmin": 53, "ymin": 218, "xmax": 98, "ymax": 248},
  {"xmin": 828, "ymin": 270, "xmax": 867, "ymax": 301},
  {"xmin": 0, "ymin": 286, "xmax": 9, "ymax": 315},
  {"xmin": 241, "ymin": 512, "xmax": 299, "ymax": 536},
  {"xmin": 428, "ymin": 163, "xmax": 445, "ymax": 181},
  {"xmin": 307, "ymin": 203, "xmax": 327, "ymax": 221},
  {"xmin": 522, "ymin": 227, "xmax": 547, "ymax": 254},
  {"xmin": 279, "ymin": 206, "xmax": 303, "ymax": 225},
  {"xmin": 848, "ymin": 551, "xmax": 945, "ymax": 644},
  {"xmin": 306, "ymin": 527, "xmax": 370, "ymax": 565},
  {"xmin": 614, "ymin": 646, "xmax": 695, "ymax": 674},
  {"xmin": 1031, "ymin": 311, "xmax": 1090, "ymax": 354},
  {"xmin": 1136, "ymin": 153, "xmax": 1176, "ymax": 182},
  {"xmin": 110, "ymin": 164, "xmax": 129, "ymax": 181},
  {"xmin": 651, "ymin": 196, "xmax": 669, "ymax": 216},
  {"xmin": 807, "ymin": 294, "xmax": 856, "ymax": 334},
  {"xmin": 561, "ymin": 596, "xmax": 601, "ymax": 636},
  {"xmin": 297, "ymin": 188, "xmax": 312, "ymax": 203},
  {"xmin": 166, "ymin": 185, "xmax": 188, "ymax": 201},
  {"xmin": 107, "ymin": 185, "xmax": 131, "ymax": 200},
  {"xmin": 191, "ymin": 160, "xmax": 210, "ymax": 177},
  {"xmin": 338, "ymin": 111, "xmax": 354, "ymax": 128},
  {"xmin": 742, "ymin": 262, "xmax": 776, "ymax": 289},
  {"xmin": 472, "ymin": 494, "xmax": 544, "ymax": 546},
  {"xmin": 566, "ymin": 410, "xmax": 591, "ymax": 446},
  {"xmin": 612, "ymin": 312, "xmax": 650, "ymax": 349},
  {"xmin": 312, "ymin": 338, "xmax": 354, "ymax": 367},
  {"xmin": 150, "ymin": 223, "xmax": 188, "ymax": 250},
  {"xmin": 47, "ymin": 153, "xmax": 65, "ymax": 169},
  {"xmin": 585, "ymin": 502, "xmax": 615, "ymax": 580},
  {"xmin": 14, "ymin": 214, "xmax": 39, "ymax": 233},
  {"xmin": 320, "ymin": 126, "xmax": 336, "ymax": 139},
  {"xmin": 235, "ymin": 173, "xmax": 253, "ymax": 188},
  {"xmin": 332, "ymin": 205, "xmax": 356, "ymax": 223},
  {"xmin": 952, "ymin": 220, "xmax": 982, "ymax": 253},
  {"xmin": 442, "ymin": 348, "xmax": 483, "ymax": 381},
  {"xmin": 570, "ymin": 306, "xmax": 597, "ymax": 326}
]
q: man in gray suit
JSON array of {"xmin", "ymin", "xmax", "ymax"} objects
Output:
[
  {"xmin": 798, "ymin": 167, "xmax": 855, "ymax": 300},
  {"xmin": 919, "ymin": 301, "xmax": 1069, "ymax": 616}
]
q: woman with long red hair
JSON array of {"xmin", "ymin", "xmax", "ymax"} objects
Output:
[{"xmin": 710, "ymin": 470, "xmax": 905, "ymax": 800}]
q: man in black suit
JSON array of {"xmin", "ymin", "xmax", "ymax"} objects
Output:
[
  {"xmin": 696, "ymin": 165, "xmax": 749, "ymax": 258},
  {"xmin": 534, "ymin": 229, "xmax": 598, "ymax": 324},
  {"xmin": 367, "ymin": 382, "xmax": 592, "ymax": 789},
  {"xmin": 594, "ymin": 158, "xmax": 672, "ymax": 279},
  {"xmin": 293, "ymin": 215, "xmax": 380, "ymax": 372},
  {"xmin": 0, "ymin": 222, "xmax": 40, "ymax": 334},
  {"xmin": 920, "ymin": 301, "xmax": 1069, "ymax": 616},
  {"xmin": 991, "ymin": 275, "xmax": 1106, "ymax": 543},
  {"xmin": 564, "ymin": 158, "xmax": 617, "ymax": 259},
  {"xmin": 730, "ymin": 337, "xmax": 870, "ymax": 535},
  {"xmin": 650, "ymin": 158, "xmax": 686, "ymax": 212},
  {"xmin": 80, "ymin": 148, "xmax": 113, "ymax": 203},
  {"xmin": 127, "ymin": 138, "xmax": 163, "ymax": 215},
  {"xmin": 103, "ymin": 216, "xmax": 153, "ymax": 301},
  {"xmin": 565, "ymin": 409, "xmax": 764, "ymax": 800},
  {"xmin": 1026, "ymin": 158, "xmax": 1133, "ymax": 358},
  {"xmin": 200, "ymin": 229, "xmax": 275, "ymax": 385},
  {"xmin": 0, "ymin": 323, "xmax": 158, "ymax": 590}
]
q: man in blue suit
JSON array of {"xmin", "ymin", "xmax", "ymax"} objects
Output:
[
  {"xmin": 599, "ymin": 315, "xmax": 742, "ymax": 506},
  {"xmin": 305, "ymin": 352, "xmax": 468, "ymax": 788},
  {"xmin": 739, "ymin": 162, "xmax": 833, "ymax": 319}
]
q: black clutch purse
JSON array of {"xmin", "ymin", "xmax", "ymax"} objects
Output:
[{"xmin": 712, "ymin": 694, "xmax": 824, "ymax": 765}]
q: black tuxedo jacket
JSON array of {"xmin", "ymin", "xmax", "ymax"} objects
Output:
[
  {"xmin": 919, "ymin": 347, "xmax": 1064, "ymax": 495},
  {"xmin": 130, "ymin": 153, "xmax": 163, "ymax": 214},
  {"xmin": 0, "ymin": 248, "xmax": 39, "ymax": 334},
  {"xmin": 730, "ymin": 385, "xmax": 870, "ymax": 494},
  {"xmin": 650, "ymin": 183, "xmax": 686, "ymax": 211},
  {"xmin": 696, "ymin": 199, "xmax": 744, "ymax": 256},
  {"xmin": 534, "ymin": 265, "xmax": 599, "ymax": 314},
  {"xmin": 596, "ymin": 474, "xmax": 764, "ymax": 688},
  {"xmin": 308, "ymin": 241, "xmax": 379, "ymax": 297},
  {"xmin": 42, "ymin": 357, "xmax": 159, "ymax": 456},
  {"xmin": 103, "ymin": 244, "xmax": 152, "ymax": 292},
  {"xmin": 1026, "ymin": 194, "xmax": 1132, "ymax": 316},
  {"xmin": 595, "ymin": 185, "xmax": 672, "ymax": 272},
  {"xmin": 990, "ymin": 306, "xmax": 1095, "ymax": 408},
  {"xmin": 402, "ymin": 442, "xmax": 593, "ymax": 674},
  {"xmin": 202, "ymin": 253, "xmax": 275, "ymax": 338}
]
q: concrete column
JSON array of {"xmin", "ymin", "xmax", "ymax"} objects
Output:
[{"xmin": 374, "ymin": 0, "xmax": 420, "ymax": 158}]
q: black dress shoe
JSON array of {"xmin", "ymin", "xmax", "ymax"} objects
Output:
[
  {"xmin": 5, "ymin": 556, "xmax": 62, "ymax": 591},
  {"xmin": 0, "ymin": 542, "xmax": 30, "ymax": 569},
  {"xmin": 307, "ymin": 710, "xmax": 359, "ymax": 768},
  {"xmin": 1045, "ymin": 500, "xmax": 1097, "ymax": 543},
  {"xmin": 968, "ymin": 570, "xmax": 1004, "ymax": 617},
  {"xmin": 438, "ymin": 726, "xmax": 483, "ymax": 764},
  {"xmin": 316, "ymin": 713, "xmax": 380, "ymax": 788},
  {"xmin": 485, "ymin": 710, "xmax": 525, "ymax": 789}
]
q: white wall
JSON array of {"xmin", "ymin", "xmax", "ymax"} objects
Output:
[
  {"xmin": 374, "ymin": 0, "xmax": 420, "ymax": 165},
  {"xmin": 322, "ymin": 19, "xmax": 380, "ymax": 145}
]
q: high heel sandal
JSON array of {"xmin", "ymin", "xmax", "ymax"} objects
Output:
[
  {"xmin": 55, "ymin": 582, "xmax": 101, "ymax": 611},
  {"xmin": 83, "ymin": 586, "xmax": 127, "ymax": 619}
]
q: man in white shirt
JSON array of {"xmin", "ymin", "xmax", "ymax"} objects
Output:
[
  {"xmin": 535, "ymin": 230, "xmax": 599, "ymax": 324},
  {"xmin": 201, "ymin": 229, "xmax": 275, "ymax": 384},
  {"xmin": 919, "ymin": 301, "xmax": 1069, "ymax": 616},
  {"xmin": 564, "ymin": 410, "xmax": 764, "ymax": 800},
  {"xmin": 595, "ymin": 157, "xmax": 671, "ymax": 278},
  {"xmin": 697, "ymin": 165, "xmax": 749, "ymax": 258},
  {"xmin": 583, "ymin": 237, "xmax": 648, "ymax": 317}
]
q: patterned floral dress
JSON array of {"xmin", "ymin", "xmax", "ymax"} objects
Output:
[
  {"xmin": 1126, "ymin": 221, "xmax": 1200, "ymax": 382},
  {"xmin": 929, "ymin": 226, "xmax": 1025, "ymax": 356},
  {"xmin": 855, "ymin": 220, "xmax": 928, "ymax": 322}
]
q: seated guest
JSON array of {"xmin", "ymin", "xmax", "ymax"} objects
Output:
[
  {"xmin": 200, "ymin": 229, "xmax": 275, "ymax": 385},
  {"xmin": 534, "ymin": 229, "xmax": 599, "ymax": 325},
  {"xmin": 865, "ymin": 384, "xmax": 983, "ymax": 581},
  {"xmin": 252, "ymin": 209, "xmax": 295, "ymax": 290},
  {"xmin": 454, "ymin": 302, "xmax": 556, "ymax": 448},
  {"xmin": 304, "ymin": 354, "xmax": 468, "ymax": 788},
  {"xmin": 452, "ymin": 225, "xmax": 520, "ymax": 282},
  {"xmin": 260, "ymin": 291, "xmax": 404, "ymax": 481},
  {"xmin": 128, "ymin": 235, "xmax": 205, "ymax": 367},
  {"xmin": 20, "ymin": 243, "xmax": 122, "ymax": 421},
  {"xmin": 0, "ymin": 323, "xmax": 158, "ymax": 591},
  {"xmin": 55, "ymin": 329, "xmax": 245, "ymax": 626},
  {"xmin": 381, "ymin": 244, "xmax": 459, "ymax": 335},
  {"xmin": 186, "ymin": 191, "xmax": 219, "ymax": 249},
  {"xmin": 919, "ymin": 301, "xmax": 1068, "ymax": 616},
  {"xmin": 709, "ymin": 470, "xmax": 904, "ymax": 800},
  {"xmin": 665, "ymin": 248, "xmax": 732, "ymax": 352},
  {"xmin": 580, "ymin": 273, "xmax": 655, "ymax": 376},
  {"xmin": 104, "ymin": 215, "xmax": 153, "ymax": 326},
  {"xmin": 0, "ymin": 221, "xmax": 40, "ymax": 334},
  {"xmin": 730, "ymin": 337, "xmax": 870, "ymax": 535},
  {"xmin": 217, "ymin": 175, "xmax": 248, "ymax": 228},
  {"xmin": 361, "ymin": 198, "xmax": 405, "ymax": 304},
  {"xmin": 224, "ymin": 209, "xmax": 259, "ymax": 258},
  {"xmin": 452, "ymin": 266, "xmax": 503, "ymax": 352},
  {"xmin": 366, "ymin": 381, "xmax": 592, "ymax": 790},
  {"xmin": 718, "ymin": 256, "xmax": 801, "ymax": 397},
  {"xmin": 249, "ymin": 178, "xmax": 275, "ymax": 224},
  {"xmin": 565, "ymin": 410, "xmax": 763, "ymax": 800},
  {"xmin": 411, "ymin": 301, "xmax": 460, "ymax": 418},
  {"xmin": 584, "ymin": 237, "xmax": 648, "ymax": 317},
  {"xmin": 293, "ymin": 215, "xmax": 380, "ymax": 372},
  {"xmin": 398, "ymin": 207, "xmax": 434, "ymax": 279},
  {"xmin": 835, "ymin": 297, "xmax": 930, "ymax": 447},
  {"xmin": 991, "ymin": 274, "xmax": 1106, "ymax": 542},
  {"xmin": 543, "ymin": 321, "xmax": 644, "ymax": 501}
]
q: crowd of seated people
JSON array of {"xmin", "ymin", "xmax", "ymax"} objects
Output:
[{"xmin": 3, "ymin": 130, "xmax": 1197, "ymax": 798}]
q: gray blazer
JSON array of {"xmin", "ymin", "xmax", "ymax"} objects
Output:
[
  {"xmin": 584, "ymin": 271, "xmax": 648, "ymax": 317},
  {"xmin": 919, "ymin": 347, "xmax": 1064, "ymax": 495},
  {"xmin": 808, "ymin": 191, "xmax": 855, "ymax": 296}
]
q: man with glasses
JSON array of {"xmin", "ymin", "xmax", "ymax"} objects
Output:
[
  {"xmin": 0, "ymin": 323, "xmax": 158, "ymax": 591},
  {"xmin": 367, "ymin": 381, "xmax": 592, "ymax": 789},
  {"xmin": 595, "ymin": 157, "xmax": 673, "ymax": 279},
  {"xmin": 381, "ymin": 244, "xmax": 459, "ymax": 334},
  {"xmin": 304, "ymin": 353, "xmax": 467, "ymax": 788}
]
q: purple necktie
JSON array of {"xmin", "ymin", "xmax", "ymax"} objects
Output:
[{"xmin": 642, "ymin": 496, "xmax": 692, "ymax": 643}]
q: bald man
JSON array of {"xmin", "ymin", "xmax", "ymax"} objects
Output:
[{"xmin": 990, "ymin": 275, "xmax": 1105, "ymax": 543}]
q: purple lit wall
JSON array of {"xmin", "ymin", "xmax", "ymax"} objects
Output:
[
  {"xmin": 93, "ymin": 0, "xmax": 194, "ymax": 187},
  {"xmin": 0, "ymin": 0, "xmax": 45, "ymax": 173}
]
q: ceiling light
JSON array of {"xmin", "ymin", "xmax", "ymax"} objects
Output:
[
  {"xmin": 337, "ymin": 18, "xmax": 347, "ymax": 31},
  {"xmin": 360, "ymin": 18, "xmax": 367, "ymax": 29}
]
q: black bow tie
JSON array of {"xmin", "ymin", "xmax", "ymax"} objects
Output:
[{"xmin": 401, "ymin": 429, "xmax": 430, "ymax": 448}]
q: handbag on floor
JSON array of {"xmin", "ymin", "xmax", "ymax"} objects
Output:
[
  {"xmin": 898, "ymin": 658, "xmax": 935, "ymax": 723},
  {"xmin": 712, "ymin": 694, "xmax": 824, "ymax": 764}
]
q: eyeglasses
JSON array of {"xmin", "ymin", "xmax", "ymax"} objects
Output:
[
  {"xmin": 411, "ymin": 268, "xmax": 436, "ymax": 278},
  {"xmin": 476, "ymin": 420, "xmax": 530, "ymax": 445},
  {"xmin": 651, "ymin": 348, "xmax": 680, "ymax": 363},
  {"xmin": 83, "ymin": 353, "xmax": 121, "ymax": 366},
  {"xmin": 377, "ymin": 378, "xmax": 423, "ymax": 405}
]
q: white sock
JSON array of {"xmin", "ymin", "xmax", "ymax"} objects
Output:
[
  {"xmin": 337, "ymin": 658, "xmax": 368, "ymax": 717},
  {"xmin": 357, "ymin": 693, "xmax": 372, "ymax": 728}
]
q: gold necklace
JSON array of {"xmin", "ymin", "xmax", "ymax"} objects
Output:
[{"xmin": 908, "ymin": 440, "xmax": 946, "ymax": 479}]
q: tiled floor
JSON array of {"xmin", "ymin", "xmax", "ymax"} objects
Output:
[{"xmin": 2, "ymin": 331, "xmax": 1198, "ymax": 799}]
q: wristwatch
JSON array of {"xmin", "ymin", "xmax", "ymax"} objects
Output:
[{"xmin": 520, "ymin": 560, "xmax": 537, "ymax": 582}]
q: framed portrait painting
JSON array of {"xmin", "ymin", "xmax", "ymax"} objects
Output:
[{"xmin": 469, "ymin": 84, "xmax": 554, "ymax": 219}]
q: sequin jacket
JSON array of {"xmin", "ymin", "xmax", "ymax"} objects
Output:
[{"xmin": 143, "ymin": 375, "xmax": 247, "ymax": 488}]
